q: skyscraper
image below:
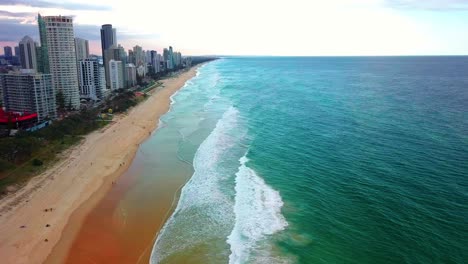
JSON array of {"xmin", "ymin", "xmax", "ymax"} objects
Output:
[
  {"xmin": 74, "ymin": 38, "xmax": 89, "ymax": 61},
  {"xmin": 14, "ymin": 46, "xmax": 20, "ymax": 57},
  {"xmin": 133, "ymin": 45, "xmax": 144, "ymax": 67},
  {"xmin": 0, "ymin": 70, "xmax": 56, "ymax": 121},
  {"xmin": 169, "ymin": 46, "xmax": 175, "ymax": 70},
  {"xmin": 18, "ymin": 36, "xmax": 38, "ymax": 71},
  {"xmin": 100, "ymin": 24, "xmax": 116, "ymax": 52},
  {"xmin": 77, "ymin": 57, "xmax": 106, "ymax": 100},
  {"xmin": 132, "ymin": 45, "xmax": 146, "ymax": 77},
  {"xmin": 128, "ymin": 50, "xmax": 135, "ymax": 65},
  {"xmin": 37, "ymin": 14, "xmax": 50, "ymax": 73},
  {"xmin": 150, "ymin": 50, "xmax": 160, "ymax": 73},
  {"xmin": 35, "ymin": 44, "xmax": 43, "ymax": 73},
  {"xmin": 3, "ymin": 46, "xmax": 12, "ymax": 57},
  {"xmin": 104, "ymin": 45, "xmax": 127, "ymax": 88},
  {"xmin": 40, "ymin": 15, "xmax": 80, "ymax": 109},
  {"xmin": 163, "ymin": 48, "xmax": 169, "ymax": 71},
  {"xmin": 125, "ymin": 63, "xmax": 137, "ymax": 88},
  {"xmin": 100, "ymin": 24, "xmax": 117, "ymax": 88},
  {"xmin": 109, "ymin": 60, "xmax": 124, "ymax": 90},
  {"xmin": 145, "ymin": 50, "xmax": 152, "ymax": 64}
]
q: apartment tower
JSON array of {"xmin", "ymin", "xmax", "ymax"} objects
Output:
[
  {"xmin": 38, "ymin": 15, "xmax": 80, "ymax": 109},
  {"xmin": 18, "ymin": 36, "xmax": 38, "ymax": 71}
]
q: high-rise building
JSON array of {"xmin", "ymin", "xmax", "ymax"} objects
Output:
[
  {"xmin": 117, "ymin": 45, "xmax": 128, "ymax": 87},
  {"xmin": 35, "ymin": 44, "xmax": 43, "ymax": 73},
  {"xmin": 109, "ymin": 60, "xmax": 124, "ymax": 90},
  {"xmin": 184, "ymin": 56, "xmax": 192, "ymax": 67},
  {"xmin": 163, "ymin": 48, "xmax": 174, "ymax": 70},
  {"xmin": 100, "ymin": 24, "xmax": 116, "ymax": 52},
  {"xmin": 18, "ymin": 36, "xmax": 38, "ymax": 71},
  {"xmin": 40, "ymin": 15, "xmax": 80, "ymax": 109},
  {"xmin": 150, "ymin": 50, "xmax": 160, "ymax": 73},
  {"xmin": 14, "ymin": 46, "xmax": 20, "ymax": 57},
  {"xmin": 128, "ymin": 50, "xmax": 135, "ymax": 65},
  {"xmin": 145, "ymin": 50, "xmax": 152, "ymax": 64},
  {"xmin": 37, "ymin": 14, "xmax": 50, "ymax": 73},
  {"xmin": 133, "ymin": 45, "xmax": 145, "ymax": 67},
  {"xmin": 3, "ymin": 46, "xmax": 12, "ymax": 57},
  {"xmin": 104, "ymin": 45, "xmax": 127, "ymax": 88},
  {"xmin": 125, "ymin": 63, "xmax": 137, "ymax": 88},
  {"xmin": 0, "ymin": 70, "xmax": 56, "ymax": 121},
  {"xmin": 77, "ymin": 57, "xmax": 106, "ymax": 100},
  {"xmin": 100, "ymin": 24, "xmax": 117, "ymax": 88},
  {"xmin": 169, "ymin": 46, "xmax": 175, "ymax": 70},
  {"xmin": 132, "ymin": 45, "xmax": 146, "ymax": 77},
  {"xmin": 74, "ymin": 38, "xmax": 89, "ymax": 61}
]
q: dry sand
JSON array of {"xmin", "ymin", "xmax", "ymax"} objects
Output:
[{"xmin": 0, "ymin": 65, "xmax": 201, "ymax": 264}]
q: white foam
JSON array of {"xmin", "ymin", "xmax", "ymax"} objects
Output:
[
  {"xmin": 150, "ymin": 106, "xmax": 241, "ymax": 263},
  {"xmin": 227, "ymin": 155, "xmax": 288, "ymax": 264}
]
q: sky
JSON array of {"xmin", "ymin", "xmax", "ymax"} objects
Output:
[{"xmin": 1, "ymin": 0, "xmax": 468, "ymax": 56}]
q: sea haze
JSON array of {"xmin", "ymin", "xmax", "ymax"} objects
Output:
[{"xmin": 151, "ymin": 56, "xmax": 468, "ymax": 263}]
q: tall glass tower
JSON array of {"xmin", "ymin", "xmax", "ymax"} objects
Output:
[
  {"xmin": 37, "ymin": 14, "xmax": 50, "ymax": 74},
  {"xmin": 100, "ymin": 24, "xmax": 117, "ymax": 88}
]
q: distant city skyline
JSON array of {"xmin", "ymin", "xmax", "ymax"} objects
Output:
[{"xmin": 1, "ymin": 0, "xmax": 468, "ymax": 56}]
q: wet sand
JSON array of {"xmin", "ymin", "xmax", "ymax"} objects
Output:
[{"xmin": 0, "ymin": 65, "xmax": 202, "ymax": 264}]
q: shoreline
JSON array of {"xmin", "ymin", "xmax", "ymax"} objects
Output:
[{"xmin": 0, "ymin": 64, "xmax": 203, "ymax": 264}]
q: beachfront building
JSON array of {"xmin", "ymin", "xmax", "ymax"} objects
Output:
[
  {"xmin": 74, "ymin": 38, "xmax": 89, "ymax": 61},
  {"xmin": 145, "ymin": 50, "xmax": 152, "ymax": 64},
  {"xmin": 39, "ymin": 15, "xmax": 80, "ymax": 109},
  {"xmin": 0, "ymin": 70, "xmax": 56, "ymax": 121},
  {"xmin": 133, "ymin": 46, "xmax": 145, "ymax": 68},
  {"xmin": 3, "ymin": 46, "xmax": 12, "ymax": 57},
  {"xmin": 109, "ymin": 60, "xmax": 124, "ymax": 90},
  {"xmin": 125, "ymin": 63, "xmax": 137, "ymax": 88},
  {"xmin": 77, "ymin": 57, "xmax": 107, "ymax": 100},
  {"xmin": 104, "ymin": 45, "xmax": 127, "ymax": 88},
  {"xmin": 163, "ymin": 48, "xmax": 172, "ymax": 70},
  {"xmin": 128, "ymin": 50, "xmax": 135, "ymax": 65},
  {"xmin": 37, "ymin": 14, "xmax": 49, "ymax": 74},
  {"xmin": 35, "ymin": 44, "xmax": 44, "ymax": 73},
  {"xmin": 150, "ymin": 50, "xmax": 161, "ymax": 73},
  {"xmin": 18, "ymin": 36, "xmax": 38, "ymax": 71},
  {"xmin": 136, "ymin": 65, "xmax": 146, "ymax": 77},
  {"xmin": 100, "ymin": 24, "xmax": 117, "ymax": 88},
  {"xmin": 184, "ymin": 56, "xmax": 192, "ymax": 67},
  {"xmin": 169, "ymin": 46, "xmax": 174, "ymax": 69}
]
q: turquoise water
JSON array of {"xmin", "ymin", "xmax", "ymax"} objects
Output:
[{"xmin": 150, "ymin": 57, "xmax": 468, "ymax": 263}]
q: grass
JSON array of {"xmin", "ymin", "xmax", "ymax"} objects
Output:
[{"xmin": 0, "ymin": 135, "xmax": 81, "ymax": 195}]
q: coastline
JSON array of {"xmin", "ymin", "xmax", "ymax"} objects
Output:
[{"xmin": 0, "ymin": 64, "xmax": 202, "ymax": 264}]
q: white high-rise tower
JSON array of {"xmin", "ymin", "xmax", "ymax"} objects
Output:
[{"xmin": 40, "ymin": 15, "xmax": 80, "ymax": 109}]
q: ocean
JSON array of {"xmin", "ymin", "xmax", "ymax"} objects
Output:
[{"xmin": 149, "ymin": 57, "xmax": 468, "ymax": 264}]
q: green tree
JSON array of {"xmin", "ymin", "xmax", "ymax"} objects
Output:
[
  {"xmin": 32, "ymin": 158, "xmax": 43, "ymax": 166},
  {"xmin": 56, "ymin": 90, "xmax": 65, "ymax": 110},
  {"xmin": 67, "ymin": 98, "xmax": 72, "ymax": 111}
]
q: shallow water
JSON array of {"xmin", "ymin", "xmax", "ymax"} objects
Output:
[{"xmin": 152, "ymin": 57, "xmax": 468, "ymax": 264}]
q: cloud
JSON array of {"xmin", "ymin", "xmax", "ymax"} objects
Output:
[
  {"xmin": 0, "ymin": 0, "xmax": 111, "ymax": 11},
  {"xmin": 0, "ymin": 10, "xmax": 36, "ymax": 17},
  {"xmin": 384, "ymin": 0, "xmax": 468, "ymax": 11},
  {"xmin": 0, "ymin": 19, "xmax": 101, "ymax": 42},
  {"xmin": 73, "ymin": 24, "xmax": 102, "ymax": 40}
]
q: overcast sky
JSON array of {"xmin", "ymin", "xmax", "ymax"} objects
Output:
[{"xmin": 1, "ymin": 0, "xmax": 468, "ymax": 56}]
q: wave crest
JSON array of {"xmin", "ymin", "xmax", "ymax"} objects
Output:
[{"xmin": 227, "ymin": 155, "xmax": 288, "ymax": 264}]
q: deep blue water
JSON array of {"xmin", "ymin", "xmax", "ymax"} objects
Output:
[{"xmin": 151, "ymin": 57, "xmax": 468, "ymax": 264}]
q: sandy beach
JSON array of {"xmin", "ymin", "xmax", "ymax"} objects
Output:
[{"xmin": 0, "ymin": 65, "xmax": 201, "ymax": 264}]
